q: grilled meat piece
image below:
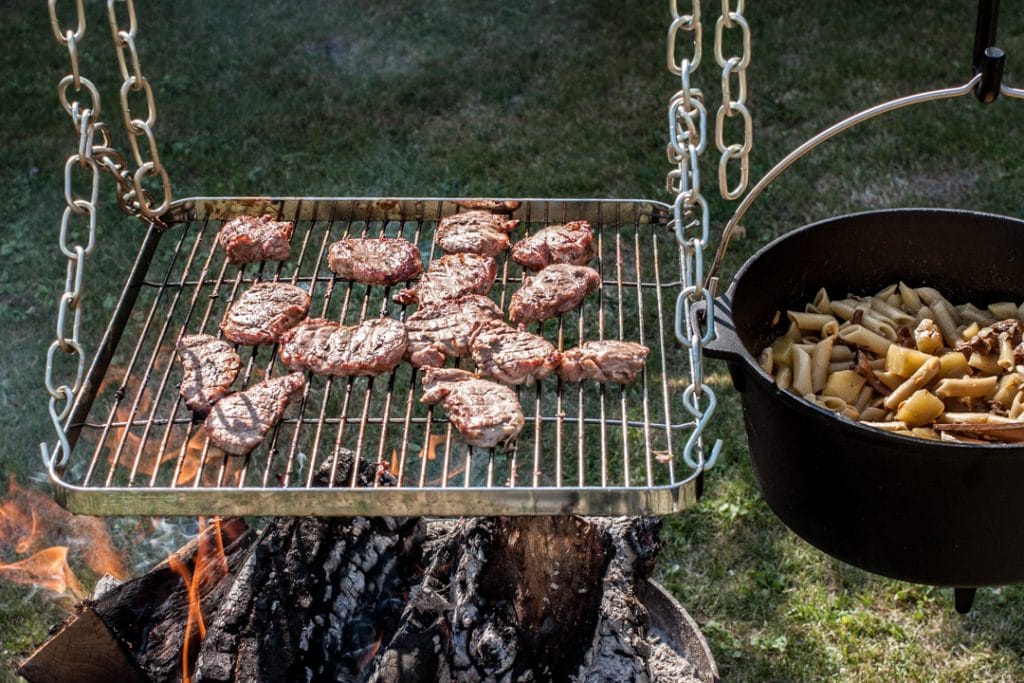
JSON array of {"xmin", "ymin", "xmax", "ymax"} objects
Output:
[
  {"xmin": 470, "ymin": 320, "xmax": 561, "ymax": 385},
  {"xmin": 327, "ymin": 237, "xmax": 423, "ymax": 286},
  {"xmin": 217, "ymin": 214, "xmax": 295, "ymax": 264},
  {"xmin": 454, "ymin": 199, "xmax": 521, "ymax": 214},
  {"xmin": 279, "ymin": 317, "xmax": 407, "ymax": 376},
  {"xmin": 175, "ymin": 334, "xmax": 242, "ymax": 415},
  {"xmin": 511, "ymin": 220, "xmax": 594, "ymax": 271},
  {"xmin": 394, "ymin": 253, "xmax": 497, "ymax": 306},
  {"xmin": 420, "ymin": 367, "xmax": 525, "ymax": 449},
  {"xmin": 434, "ymin": 210, "xmax": 519, "ymax": 257},
  {"xmin": 205, "ymin": 372, "xmax": 306, "ymax": 456},
  {"xmin": 556, "ymin": 340, "xmax": 650, "ymax": 384},
  {"xmin": 405, "ymin": 295, "xmax": 503, "ymax": 368},
  {"xmin": 220, "ymin": 282, "xmax": 311, "ymax": 346},
  {"xmin": 508, "ymin": 264, "xmax": 601, "ymax": 325}
]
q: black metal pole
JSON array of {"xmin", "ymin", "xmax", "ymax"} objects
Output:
[
  {"xmin": 972, "ymin": 0, "xmax": 1000, "ymax": 72},
  {"xmin": 972, "ymin": 0, "xmax": 1003, "ymax": 102}
]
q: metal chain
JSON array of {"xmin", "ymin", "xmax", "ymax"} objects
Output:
[
  {"xmin": 713, "ymin": 0, "xmax": 752, "ymax": 200},
  {"xmin": 107, "ymin": 0, "xmax": 172, "ymax": 220},
  {"xmin": 666, "ymin": 0, "xmax": 722, "ymax": 470},
  {"xmin": 43, "ymin": 0, "xmax": 173, "ymax": 470},
  {"xmin": 44, "ymin": 0, "xmax": 105, "ymax": 469}
]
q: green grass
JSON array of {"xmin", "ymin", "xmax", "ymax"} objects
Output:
[{"xmin": 2, "ymin": 0, "xmax": 1024, "ymax": 679}]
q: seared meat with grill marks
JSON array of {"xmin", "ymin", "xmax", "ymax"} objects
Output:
[
  {"xmin": 420, "ymin": 367, "xmax": 525, "ymax": 449},
  {"xmin": 176, "ymin": 334, "xmax": 241, "ymax": 415},
  {"xmin": 205, "ymin": 372, "xmax": 306, "ymax": 456},
  {"xmin": 511, "ymin": 220, "xmax": 594, "ymax": 271},
  {"xmin": 279, "ymin": 317, "xmax": 407, "ymax": 376},
  {"xmin": 404, "ymin": 295, "xmax": 503, "ymax": 368},
  {"xmin": 327, "ymin": 237, "xmax": 423, "ymax": 286},
  {"xmin": 220, "ymin": 282, "xmax": 311, "ymax": 346},
  {"xmin": 217, "ymin": 214, "xmax": 294, "ymax": 264},
  {"xmin": 434, "ymin": 210, "xmax": 519, "ymax": 257},
  {"xmin": 508, "ymin": 264, "xmax": 601, "ymax": 325},
  {"xmin": 470, "ymin": 320, "xmax": 561, "ymax": 385},
  {"xmin": 394, "ymin": 253, "xmax": 497, "ymax": 306},
  {"xmin": 556, "ymin": 340, "xmax": 650, "ymax": 384},
  {"xmin": 454, "ymin": 199, "xmax": 521, "ymax": 214}
]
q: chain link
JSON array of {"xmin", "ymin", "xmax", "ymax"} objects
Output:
[
  {"xmin": 713, "ymin": 0, "xmax": 752, "ymax": 199},
  {"xmin": 43, "ymin": 0, "xmax": 106, "ymax": 468},
  {"xmin": 666, "ymin": 0, "xmax": 722, "ymax": 470},
  {"xmin": 43, "ymin": 0, "xmax": 170, "ymax": 469},
  {"xmin": 108, "ymin": 0, "xmax": 172, "ymax": 219}
]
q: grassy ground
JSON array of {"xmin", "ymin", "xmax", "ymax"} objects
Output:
[{"xmin": 2, "ymin": 0, "xmax": 1024, "ymax": 679}]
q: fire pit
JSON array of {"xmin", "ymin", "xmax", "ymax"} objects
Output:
[{"xmin": 21, "ymin": 458, "xmax": 719, "ymax": 682}]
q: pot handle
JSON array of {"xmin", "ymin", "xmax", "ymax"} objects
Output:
[
  {"xmin": 691, "ymin": 290, "xmax": 743, "ymax": 362},
  {"xmin": 703, "ymin": 71, "xmax": 990, "ymax": 291}
]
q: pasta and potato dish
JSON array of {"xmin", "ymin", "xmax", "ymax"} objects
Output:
[{"xmin": 760, "ymin": 283, "xmax": 1024, "ymax": 443}]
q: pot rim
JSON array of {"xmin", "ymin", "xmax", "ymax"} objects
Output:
[{"xmin": 722, "ymin": 206, "xmax": 1024, "ymax": 453}]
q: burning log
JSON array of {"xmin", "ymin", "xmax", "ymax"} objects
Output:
[
  {"xmin": 18, "ymin": 517, "xmax": 253, "ymax": 683},
  {"xmin": 21, "ymin": 452, "xmax": 709, "ymax": 682}
]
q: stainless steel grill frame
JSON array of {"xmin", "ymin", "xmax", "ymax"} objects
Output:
[{"xmin": 49, "ymin": 197, "xmax": 707, "ymax": 516}]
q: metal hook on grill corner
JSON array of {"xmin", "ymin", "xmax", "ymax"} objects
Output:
[{"xmin": 682, "ymin": 383, "xmax": 722, "ymax": 470}]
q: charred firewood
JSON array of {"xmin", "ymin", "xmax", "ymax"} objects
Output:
[
  {"xmin": 22, "ymin": 456, "xmax": 682, "ymax": 682},
  {"xmin": 367, "ymin": 516, "xmax": 661, "ymax": 683},
  {"xmin": 193, "ymin": 453, "xmax": 424, "ymax": 682}
]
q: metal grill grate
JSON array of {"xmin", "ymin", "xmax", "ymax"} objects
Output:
[{"xmin": 50, "ymin": 197, "xmax": 706, "ymax": 516}]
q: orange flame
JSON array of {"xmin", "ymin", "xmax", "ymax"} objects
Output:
[
  {"xmin": 103, "ymin": 343, "xmax": 226, "ymax": 488},
  {"xmin": 0, "ymin": 546, "xmax": 85, "ymax": 598},
  {"xmin": 0, "ymin": 476, "xmax": 126, "ymax": 598},
  {"xmin": 359, "ymin": 629, "xmax": 385, "ymax": 672},
  {"xmin": 168, "ymin": 517, "xmax": 232, "ymax": 683},
  {"xmin": 421, "ymin": 433, "xmax": 447, "ymax": 461}
]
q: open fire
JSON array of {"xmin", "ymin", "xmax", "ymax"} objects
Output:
[
  {"xmin": 168, "ymin": 517, "xmax": 233, "ymax": 683},
  {"xmin": 0, "ymin": 476, "xmax": 124, "ymax": 598},
  {"xmin": 16, "ymin": 456, "xmax": 715, "ymax": 682}
]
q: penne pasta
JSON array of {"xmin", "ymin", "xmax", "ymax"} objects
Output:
[
  {"xmin": 812, "ymin": 288, "xmax": 832, "ymax": 315},
  {"xmin": 991, "ymin": 374, "xmax": 1024, "ymax": 407},
  {"xmin": 788, "ymin": 311, "xmax": 837, "ymax": 332},
  {"xmin": 830, "ymin": 345, "xmax": 855, "ymax": 362},
  {"xmin": 791, "ymin": 346, "xmax": 813, "ymax": 397},
  {"xmin": 837, "ymin": 324, "xmax": 891, "ymax": 356},
  {"xmin": 929, "ymin": 299, "xmax": 962, "ymax": 349},
  {"xmin": 859, "ymin": 406, "xmax": 888, "ymax": 422},
  {"xmin": 871, "ymin": 297, "xmax": 916, "ymax": 327},
  {"xmin": 763, "ymin": 283, "xmax": 1024, "ymax": 442},
  {"xmin": 933, "ymin": 376, "xmax": 998, "ymax": 399},
  {"xmin": 853, "ymin": 384, "xmax": 875, "ymax": 413},
  {"xmin": 898, "ymin": 282, "xmax": 922, "ymax": 313},
  {"xmin": 1010, "ymin": 392, "xmax": 1024, "ymax": 420},
  {"xmin": 998, "ymin": 333, "xmax": 1016, "ymax": 370},
  {"xmin": 988, "ymin": 302, "xmax": 1019, "ymax": 319},
  {"xmin": 810, "ymin": 336, "xmax": 834, "ymax": 393},
  {"xmin": 958, "ymin": 303, "xmax": 998, "ymax": 326},
  {"xmin": 883, "ymin": 356, "xmax": 941, "ymax": 410}
]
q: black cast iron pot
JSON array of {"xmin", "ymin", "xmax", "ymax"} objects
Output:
[{"xmin": 704, "ymin": 208, "xmax": 1024, "ymax": 600}]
